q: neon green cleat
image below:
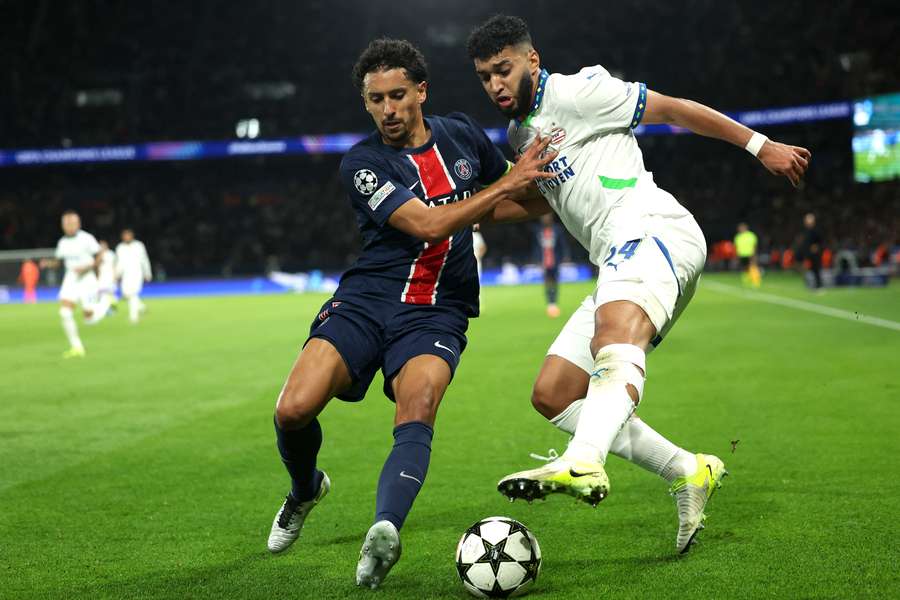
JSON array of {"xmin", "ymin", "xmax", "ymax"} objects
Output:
[
  {"xmin": 670, "ymin": 453, "xmax": 727, "ymax": 554},
  {"xmin": 62, "ymin": 347, "xmax": 86, "ymax": 359},
  {"xmin": 497, "ymin": 457, "xmax": 610, "ymax": 507}
]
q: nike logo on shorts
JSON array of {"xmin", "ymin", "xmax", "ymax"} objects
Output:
[
  {"xmin": 434, "ymin": 341, "xmax": 455, "ymax": 357},
  {"xmin": 399, "ymin": 471, "xmax": 422, "ymax": 485}
]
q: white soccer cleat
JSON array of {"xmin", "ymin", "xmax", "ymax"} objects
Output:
[
  {"xmin": 356, "ymin": 520, "xmax": 402, "ymax": 589},
  {"xmin": 267, "ymin": 471, "xmax": 330, "ymax": 554},
  {"xmin": 497, "ymin": 456, "xmax": 610, "ymax": 507},
  {"xmin": 670, "ymin": 454, "xmax": 727, "ymax": 554}
]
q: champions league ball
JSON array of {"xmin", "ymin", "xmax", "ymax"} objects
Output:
[
  {"xmin": 455, "ymin": 517, "xmax": 542, "ymax": 598},
  {"xmin": 353, "ymin": 169, "xmax": 379, "ymax": 195}
]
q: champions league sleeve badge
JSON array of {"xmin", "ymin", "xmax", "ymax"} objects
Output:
[{"xmin": 353, "ymin": 169, "xmax": 378, "ymax": 195}]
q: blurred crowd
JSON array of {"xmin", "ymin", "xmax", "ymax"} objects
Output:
[{"xmin": 1, "ymin": 1, "xmax": 898, "ymax": 279}]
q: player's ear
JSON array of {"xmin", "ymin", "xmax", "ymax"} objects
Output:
[
  {"xmin": 528, "ymin": 48, "xmax": 540, "ymax": 73},
  {"xmin": 416, "ymin": 80, "xmax": 427, "ymax": 105}
]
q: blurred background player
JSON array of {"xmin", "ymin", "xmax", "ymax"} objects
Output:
[
  {"xmin": 800, "ymin": 212, "xmax": 824, "ymax": 291},
  {"xmin": 472, "ymin": 224, "xmax": 487, "ymax": 304},
  {"xmin": 734, "ymin": 222, "xmax": 761, "ymax": 287},
  {"xmin": 535, "ymin": 213, "xmax": 568, "ymax": 317},
  {"xmin": 18, "ymin": 257, "xmax": 40, "ymax": 304},
  {"xmin": 115, "ymin": 229, "xmax": 152, "ymax": 323},
  {"xmin": 39, "ymin": 211, "xmax": 107, "ymax": 357},
  {"xmin": 97, "ymin": 240, "xmax": 118, "ymax": 315}
]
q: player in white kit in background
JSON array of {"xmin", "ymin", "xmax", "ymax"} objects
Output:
[
  {"xmin": 471, "ymin": 224, "xmax": 487, "ymax": 305},
  {"xmin": 40, "ymin": 211, "xmax": 108, "ymax": 357},
  {"xmin": 97, "ymin": 240, "xmax": 118, "ymax": 317},
  {"xmin": 468, "ymin": 15, "xmax": 811, "ymax": 553},
  {"xmin": 115, "ymin": 229, "xmax": 152, "ymax": 323}
]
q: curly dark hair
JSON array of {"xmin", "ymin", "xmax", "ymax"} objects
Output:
[
  {"xmin": 466, "ymin": 15, "xmax": 532, "ymax": 61},
  {"xmin": 352, "ymin": 38, "xmax": 428, "ymax": 92}
]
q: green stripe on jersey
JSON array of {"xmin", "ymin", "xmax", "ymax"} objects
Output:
[{"xmin": 598, "ymin": 175, "xmax": 638, "ymax": 189}]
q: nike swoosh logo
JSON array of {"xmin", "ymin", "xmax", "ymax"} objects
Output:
[
  {"xmin": 409, "ymin": 180, "xmax": 421, "ymax": 191},
  {"xmin": 434, "ymin": 341, "xmax": 455, "ymax": 357},
  {"xmin": 569, "ymin": 468, "xmax": 601, "ymax": 478},
  {"xmin": 399, "ymin": 471, "xmax": 422, "ymax": 485}
]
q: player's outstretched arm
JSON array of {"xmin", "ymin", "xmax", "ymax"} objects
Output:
[
  {"xmin": 388, "ymin": 137, "xmax": 557, "ymax": 242},
  {"xmin": 483, "ymin": 185, "xmax": 553, "ymax": 224},
  {"xmin": 643, "ymin": 90, "xmax": 811, "ymax": 187}
]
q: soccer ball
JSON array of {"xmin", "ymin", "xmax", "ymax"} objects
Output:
[
  {"xmin": 353, "ymin": 169, "xmax": 378, "ymax": 195},
  {"xmin": 455, "ymin": 516, "xmax": 542, "ymax": 598}
]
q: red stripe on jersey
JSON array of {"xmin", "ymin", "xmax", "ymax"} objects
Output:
[
  {"xmin": 407, "ymin": 145, "xmax": 456, "ymax": 198},
  {"xmin": 401, "ymin": 236, "xmax": 453, "ymax": 305}
]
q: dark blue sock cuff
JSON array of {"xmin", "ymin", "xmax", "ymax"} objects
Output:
[{"xmin": 393, "ymin": 421, "xmax": 433, "ymax": 448}]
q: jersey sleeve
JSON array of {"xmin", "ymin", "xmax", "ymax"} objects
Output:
[
  {"xmin": 568, "ymin": 66, "xmax": 647, "ymax": 131},
  {"xmin": 55, "ymin": 240, "xmax": 63, "ymax": 259},
  {"xmin": 448, "ymin": 112, "xmax": 510, "ymax": 185},
  {"xmin": 339, "ymin": 151, "xmax": 418, "ymax": 228},
  {"xmin": 84, "ymin": 233, "xmax": 101, "ymax": 255}
]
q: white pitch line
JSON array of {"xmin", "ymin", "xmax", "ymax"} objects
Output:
[{"xmin": 702, "ymin": 280, "xmax": 900, "ymax": 332}]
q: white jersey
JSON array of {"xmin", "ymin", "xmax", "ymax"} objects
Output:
[
  {"xmin": 507, "ymin": 66, "xmax": 693, "ymax": 266},
  {"xmin": 98, "ymin": 250, "xmax": 117, "ymax": 290},
  {"xmin": 55, "ymin": 230, "xmax": 100, "ymax": 274},
  {"xmin": 115, "ymin": 240, "xmax": 151, "ymax": 280}
]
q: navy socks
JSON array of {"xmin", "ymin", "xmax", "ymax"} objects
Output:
[
  {"xmin": 375, "ymin": 421, "xmax": 434, "ymax": 531},
  {"xmin": 275, "ymin": 416, "xmax": 323, "ymax": 502}
]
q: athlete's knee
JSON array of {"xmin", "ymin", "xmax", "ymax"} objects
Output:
[
  {"xmin": 531, "ymin": 380, "xmax": 562, "ymax": 420},
  {"xmin": 591, "ymin": 343, "xmax": 646, "ymax": 407},
  {"xmin": 396, "ymin": 382, "xmax": 442, "ymax": 426},
  {"xmin": 275, "ymin": 387, "xmax": 323, "ymax": 430}
]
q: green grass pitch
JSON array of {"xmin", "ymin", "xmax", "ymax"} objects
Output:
[{"xmin": 2, "ymin": 273, "xmax": 899, "ymax": 599}]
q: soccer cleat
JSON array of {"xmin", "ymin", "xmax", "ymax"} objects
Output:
[
  {"xmin": 670, "ymin": 454, "xmax": 727, "ymax": 554},
  {"xmin": 267, "ymin": 471, "xmax": 330, "ymax": 553},
  {"xmin": 62, "ymin": 347, "xmax": 86, "ymax": 359},
  {"xmin": 356, "ymin": 520, "xmax": 402, "ymax": 589},
  {"xmin": 497, "ymin": 457, "xmax": 610, "ymax": 506}
]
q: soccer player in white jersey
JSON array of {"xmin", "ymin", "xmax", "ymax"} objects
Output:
[
  {"xmin": 115, "ymin": 229, "xmax": 152, "ymax": 323},
  {"xmin": 96, "ymin": 240, "xmax": 118, "ymax": 315},
  {"xmin": 39, "ymin": 211, "xmax": 107, "ymax": 357},
  {"xmin": 467, "ymin": 15, "xmax": 811, "ymax": 553}
]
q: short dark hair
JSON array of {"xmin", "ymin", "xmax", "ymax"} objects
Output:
[
  {"xmin": 466, "ymin": 15, "xmax": 532, "ymax": 61},
  {"xmin": 62, "ymin": 209, "xmax": 78, "ymax": 217},
  {"xmin": 352, "ymin": 38, "xmax": 428, "ymax": 92}
]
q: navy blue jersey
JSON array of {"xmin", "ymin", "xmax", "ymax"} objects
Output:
[{"xmin": 336, "ymin": 113, "xmax": 508, "ymax": 316}]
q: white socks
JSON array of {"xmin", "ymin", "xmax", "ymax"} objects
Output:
[
  {"xmin": 128, "ymin": 296, "xmax": 140, "ymax": 323},
  {"xmin": 59, "ymin": 306, "xmax": 84, "ymax": 351},
  {"xmin": 562, "ymin": 344, "xmax": 646, "ymax": 464},
  {"xmin": 551, "ymin": 400, "xmax": 696, "ymax": 482}
]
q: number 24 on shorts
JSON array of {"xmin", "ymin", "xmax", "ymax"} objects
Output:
[{"xmin": 604, "ymin": 239, "xmax": 641, "ymax": 269}]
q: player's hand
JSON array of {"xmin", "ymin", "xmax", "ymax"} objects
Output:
[
  {"xmin": 503, "ymin": 136, "xmax": 558, "ymax": 197},
  {"xmin": 758, "ymin": 140, "xmax": 811, "ymax": 188}
]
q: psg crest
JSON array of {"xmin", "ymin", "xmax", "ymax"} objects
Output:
[{"xmin": 454, "ymin": 158, "xmax": 473, "ymax": 180}]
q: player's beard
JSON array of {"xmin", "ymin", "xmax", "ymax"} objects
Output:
[{"xmin": 498, "ymin": 69, "xmax": 534, "ymax": 120}]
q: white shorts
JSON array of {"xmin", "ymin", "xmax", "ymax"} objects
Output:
[
  {"xmin": 59, "ymin": 271, "xmax": 100, "ymax": 306},
  {"xmin": 121, "ymin": 272, "xmax": 144, "ymax": 297},
  {"xmin": 547, "ymin": 213, "xmax": 706, "ymax": 373}
]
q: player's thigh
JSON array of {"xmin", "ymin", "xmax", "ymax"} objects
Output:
[
  {"xmin": 532, "ymin": 355, "xmax": 590, "ymax": 419},
  {"xmin": 58, "ymin": 273, "xmax": 80, "ymax": 304},
  {"xmin": 275, "ymin": 337, "xmax": 353, "ymax": 429},
  {"xmin": 384, "ymin": 307, "xmax": 468, "ymax": 426},
  {"xmin": 593, "ymin": 236, "xmax": 685, "ymax": 352},
  {"xmin": 391, "ymin": 354, "xmax": 452, "ymax": 427}
]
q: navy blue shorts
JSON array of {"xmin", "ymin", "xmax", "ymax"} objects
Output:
[{"xmin": 306, "ymin": 298, "xmax": 469, "ymax": 402}]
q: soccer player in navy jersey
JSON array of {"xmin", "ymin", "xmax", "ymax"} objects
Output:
[{"xmin": 265, "ymin": 38, "xmax": 555, "ymax": 589}]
